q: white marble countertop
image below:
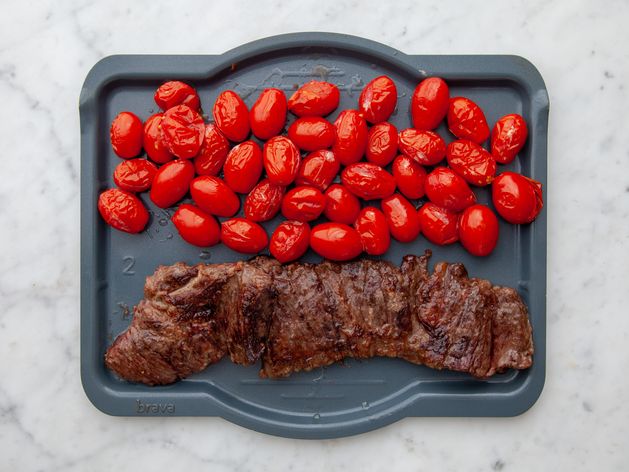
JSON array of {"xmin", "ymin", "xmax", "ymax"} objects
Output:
[{"xmin": 1, "ymin": 0, "xmax": 628, "ymax": 470}]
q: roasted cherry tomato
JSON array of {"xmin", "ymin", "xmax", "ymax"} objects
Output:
[
  {"xmin": 458, "ymin": 204, "xmax": 499, "ymax": 256},
  {"xmin": 224, "ymin": 141, "xmax": 263, "ymax": 193},
  {"xmin": 189, "ymin": 175, "xmax": 240, "ymax": 217},
  {"xmin": 110, "ymin": 111, "xmax": 143, "ymax": 159},
  {"xmin": 160, "ymin": 105, "xmax": 205, "ymax": 159},
  {"xmin": 287, "ymin": 117, "xmax": 335, "ymax": 151},
  {"xmin": 171, "ymin": 204, "xmax": 220, "ymax": 247},
  {"xmin": 143, "ymin": 113, "xmax": 173, "ymax": 164},
  {"xmin": 491, "ymin": 114, "xmax": 528, "ymax": 164},
  {"xmin": 263, "ymin": 136, "xmax": 300, "ymax": 186},
  {"xmin": 193, "ymin": 124, "xmax": 230, "ymax": 176},
  {"xmin": 411, "ymin": 77, "xmax": 449, "ymax": 130},
  {"xmin": 358, "ymin": 75, "xmax": 397, "ymax": 124},
  {"xmin": 425, "ymin": 167, "xmax": 476, "ymax": 212},
  {"xmin": 446, "ymin": 139, "xmax": 496, "ymax": 186},
  {"xmin": 398, "ymin": 129, "xmax": 446, "ymax": 166},
  {"xmin": 281, "ymin": 186, "xmax": 326, "ymax": 222},
  {"xmin": 366, "ymin": 122, "xmax": 398, "ymax": 166},
  {"xmin": 221, "ymin": 218, "xmax": 268, "ymax": 254},
  {"xmin": 381, "ymin": 194, "xmax": 421, "ymax": 243},
  {"xmin": 154, "ymin": 81, "xmax": 200, "ymax": 111},
  {"xmin": 354, "ymin": 207, "xmax": 390, "ymax": 255},
  {"xmin": 417, "ymin": 203, "xmax": 459, "ymax": 245},
  {"xmin": 244, "ymin": 179, "xmax": 285, "ymax": 222},
  {"xmin": 492, "ymin": 172, "xmax": 543, "ymax": 224},
  {"xmin": 341, "ymin": 163, "xmax": 396, "ymax": 200},
  {"xmin": 98, "ymin": 188, "xmax": 149, "ymax": 233},
  {"xmin": 212, "ymin": 90, "xmax": 250, "ymax": 142},
  {"xmin": 288, "ymin": 81, "xmax": 340, "ymax": 117},
  {"xmin": 324, "ymin": 184, "xmax": 361, "ymax": 224},
  {"xmin": 392, "ymin": 155, "xmax": 427, "ymax": 200},
  {"xmin": 250, "ymin": 88, "xmax": 287, "ymax": 140},
  {"xmin": 149, "ymin": 159, "xmax": 195, "ymax": 208},
  {"xmin": 310, "ymin": 222, "xmax": 362, "ymax": 261},
  {"xmin": 113, "ymin": 159, "xmax": 158, "ymax": 193},
  {"xmin": 270, "ymin": 220, "xmax": 311, "ymax": 263},
  {"xmin": 295, "ymin": 150, "xmax": 340, "ymax": 191},
  {"xmin": 447, "ymin": 97, "xmax": 490, "ymax": 144},
  {"xmin": 333, "ymin": 110, "xmax": 368, "ymax": 165}
]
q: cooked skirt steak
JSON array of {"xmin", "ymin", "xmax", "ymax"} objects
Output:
[{"xmin": 105, "ymin": 251, "xmax": 534, "ymax": 385}]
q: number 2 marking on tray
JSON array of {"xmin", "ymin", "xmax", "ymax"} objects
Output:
[{"xmin": 122, "ymin": 256, "xmax": 136, "ymax": 275}]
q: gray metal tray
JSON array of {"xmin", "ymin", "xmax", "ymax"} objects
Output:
[{"xmin": 80, "ymin": 32, "xmax": 548, "ymax": 439}]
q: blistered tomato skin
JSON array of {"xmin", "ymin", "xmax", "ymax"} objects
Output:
[
  {"xmin": 392, "ymin": 155, "xmax": 427, "ymax": 200},
  {"xmin": 263, "ymin": 136, "xmax": 301, "ymax": 186},
  {"xmin": 341, "ymin": 163, "xmax": 396, "ymax": 200},
  {"xmin": 491, "ymin": 114, "xmax": 528, "ymax": 164},
  {"xmin": 212, "ymin": 90, "xmax": 250, "ymax": 142},
  {"xmin": 160, "ymin": 105, "xmax": 205, "ymax": 159},
  {"xmin": 354, "ymin": 207, "xmax": 390, "ymax": 255},
  {"xmin": 366, "ymin": 122, "xmax": 398, "ymax": 166},
  {"xmin": 310, "ymin": 223, "xmax": 363, "ymax": 261},
  {"xmin": 358, "ymin": 75, "xmax": 397, "ymax": 124},
  {"xmin": 446, "ymin": 139, "xmax": 497, "ymax": 187},
  {"xmin": 113, "ymin": 159, "xmax": 158, "ymax": 193},
  {"xmin": 295, "ymin": 150, "xmax": 340, "ymax": 191},
  {"xmin": 193, "ymin": 124, "xmax": 230, "ymax": 176},
  {"xmin": 244, "ymin": 179, "xmax": 285, "ymax": 222},
  {"xmin": 411, "ymin": 77, "xmax": 450, "ymax": 130},
  {"xmin": 288, "ymin": 81, "xmax": 340, "ymax": 117},
  {"xmin": 190, "ymin": 175, "xmax": 240, "ymax": 217},
  {"xmin": 143, "ymin": 114, "xmax": 173, "ymax": 164},
  {"xmin": 110, "ymin": 111, "xmax": 143, "ymax": 159},
  {"xmin": 287, "ymin": 117, "xmax": 335, "ymax": 151},
  {"xmin": 425, "ymin": 167, "xmax": 476, "ymax": 212},
  {"xmin": 171, "ymin": 204, "xmax": 220, "ymax": 247},
  {"xmin": 398, "ymin": 129, "xmax": 446, "ymax": 166},
  {"xmin": 447, "ymin": 97, "xmax": 490, "ymax": 144},
  {"xmin": 223, "ymin": 141, "xmax": 263, "ymax": 193},
  {"xmin": 492, "ymin": 172, "xmax": 543, "ymax": 224},
  {"xmin": 221, "ymin": 218, "xmax": 268, "ymax": 254},
  {"xmin": 98, "ymin": 188, "xmax": 149, "ymax": 234},
  {"xmin": 149, "ymin": 160, "xmax": 195, "ymax": 209},
  {"xmin": 250, "ymin": 88, "xmax": 287, "ymax": 140},
  {"xmin": 154, "ymin": 81, "xmax": 200, "ymax": 111},
  {"xmin": 458, "ymin": 205, "xmax": 499, "ymax": 256},
  {"xmin": 281, "ymin": 186, "xmax": 326, "ymax": 222},
  {"xmin": 381, "ymin": 194, "xmax": 421, "ymax": 243},
  {"xmin": 417, "ymin": 203, "xmax": 459, "ymax": 245},
  {"xmin": 333, "ymin": 110, "xmax": 368, "ymax": 166},
  {"xmin": 270, "ymin": 221, "xmax": 311, "ymax": 263},
  {"xmin": 324, "ymin": 184, "xmax": 361, "ymax": 224}
]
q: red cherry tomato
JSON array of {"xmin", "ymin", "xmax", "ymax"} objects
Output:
[
  {"xmin": 98, "ymin": 188, "xmax": 149, "ymax": 233},
  {"xmin": 447, "ymin": 97, "xmax": 490, "ymax": 144},
  {"xmin": 354, "ymin": 207, "xmax": 390, "ymax": 255},
  {"xmin": 110, "ymin": 111, "xmax": 143, "ymax": 159},
  {"xmin": 113, "ymin": 159, "xmax": 158, "ymax": 193},
  {"xmin": 212, "ymin": 90, "xmax": 250, "ymax": 142},
  {"xmin": 160, "ymin": 105, "xmax": 205, "ymax": 159},
  {"xmin": 381, "ymin": 194, "xmax": 421, "ymax": 243},
  {"xmin": 223, "ymin": 141, "xmax": 263, "ymax": 193},
  {"xmin": 250, "ymin": 88, "xmax": 287, "ymax": 140},
  {"xmin": 398, "ymin": 129, "xmax": 446, "ymax": 166},
  {"xmin": 492, "ymin": 172, "xmax": 543, "ymax": 224},
  {"xmin": 281, "ymin": 186, "xmax": 326, "ymax": 222},
  {"xmin": 417, "ymin": 203, "xmax": 459, "ymax": 245},
  {"xmin": 295, "ymin": 150, "xmax": 340, "ymax": 191},
  {"xmin": 193, "ymin": 124, "xmax": 230, "ymax": 176},
  {"xmin": 491, "ymin": 114, "xmax": 528, "ymax": 164},
  {"xmin": 288, "ymin": 81, "xmax": 340, "ymax": 117},
  {"xmin": 324, "ymin": 184, "xmax": 361, "ymax": 224},
  {"xmin": 244, "ymin": 179, "xmax": 285, "ymax": 222},
  {"xmin": 310, "ymin": 223, "xmax": 362, "ymax": 261},
  {"xmin": 333, "ymin": 110, "xmax": 368, "ymax": 165},
  {"xmin": 189, "ymin": 175, "xmax": 240, "ymax": 217},
  {"xmin": 150, "ymin": 159, "xmax": 195, "ymax": 208},
  {"xmin": 341, "ymin": 163, "xmax": 396, "ymax": 200},
  {"xmin": 154, "ymin": 81, "xmax": 200, "ymax": 111},
  {"xmin": 270, "ymin": 221, "xmax": 311, "ymax": 263},
  {"xmin": 221, "ymin": 218, "xmax": 268, "ymax": 254},
  {"xmin": 358, "ymin": 75, "xmax": 397, "ymax": 124},
  {"xmin": 425, "ymin": 167, "xmax": 476, "ymax": 212},
  {"xmin": 458, "ymin": 204, "xmax": 499, "ymax": 256},
  {"xmin": 392, "ymin": 155, "xmax": 427, "ymax": 200},
  {"xmin": 411, "ymin": 77, "xmax": 450, "ymax": 130},
  {"xmin": 446, "ymin": 139, "xmax": 496, "ymax": 187},
  {"xmin": 143, "ymin": 114, "xmax": 173, "ymax": 164},
  {"xmin": 366, "ymin": 122, "xmax": 398, "ymax": 166},
  {"xmin": 263, "ymin": 136, "xmax": 300, "ymax": 186},
  {"xmin": 287, "ymin": 117, "xmax": 335, "ymax": 151},
  {"xmin": 171, "ymin": 204, "xmax": 220, "ymax": 247}
]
